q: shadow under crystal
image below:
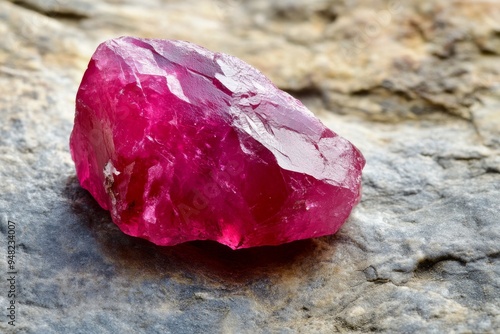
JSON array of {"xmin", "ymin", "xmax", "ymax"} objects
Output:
[{"xmin": 64, "ymin": 176, "xmax": 331, "ymax": 285}]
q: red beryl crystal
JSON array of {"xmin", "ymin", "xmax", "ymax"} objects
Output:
[{"xmin": 69, "ymin": 37, "xmax": 365, "ymax": 249}]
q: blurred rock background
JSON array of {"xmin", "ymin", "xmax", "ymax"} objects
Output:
[{"xmin": 0, "ymin": 0, "xmax": 499, "ymax": 333}]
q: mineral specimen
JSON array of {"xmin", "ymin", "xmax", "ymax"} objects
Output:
[{"xmin": 69, "ymin": 37, "xmax": 365, "ymax": 249}]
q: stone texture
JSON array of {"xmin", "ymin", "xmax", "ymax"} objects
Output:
[{"xmin": 0, "ymin": 0, "xmax": 499, "ymax": 333}]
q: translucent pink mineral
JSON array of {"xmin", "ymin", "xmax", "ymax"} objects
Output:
[{"xmin": 69, "ymin": 37, "xmax": 365, "ymax": 249}]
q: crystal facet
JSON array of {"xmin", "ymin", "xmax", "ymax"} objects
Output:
[{"xmin": 69, "ymin": 37, "xmax": 365, "ymax": 249}]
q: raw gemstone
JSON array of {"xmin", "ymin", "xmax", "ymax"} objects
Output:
[{"xmin": 69, "ymin": 37, "xmax": 365, "ymax": 249}]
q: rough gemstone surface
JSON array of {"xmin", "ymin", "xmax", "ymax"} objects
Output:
[{"xmin": 69, "ymin": 36, "xmax": 365, "ymax": 249}]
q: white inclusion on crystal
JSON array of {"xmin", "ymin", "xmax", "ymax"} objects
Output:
[
  {"xmin": 104, "ymin": 160, "xmax": 121, "ymax": 180},
  {"xmin": 166, "ymin": 74, "xmax": 190, "ymax": 103},
  {"xmin": 143, "ymin": 205, "xmax": 157, "ymax": 225},
  {"xmin": 103, "ymin": 160, "xmax": 121, "ymax": 217}
]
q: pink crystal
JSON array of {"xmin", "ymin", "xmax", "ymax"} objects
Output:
[{"xmin": 69, "ymin": 37, "xmax": 365, "ymax": 249}]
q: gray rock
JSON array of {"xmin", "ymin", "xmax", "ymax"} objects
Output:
[{"xmin": 0, "ymin": 0, "xmax": 499, "ymax": 333}]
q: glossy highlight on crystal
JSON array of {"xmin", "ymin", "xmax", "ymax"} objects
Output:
[{"xmin": 69, "ymin": 37, "xmax": 365, "ymax": 249}]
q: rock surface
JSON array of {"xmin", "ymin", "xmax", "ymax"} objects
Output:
[{"xmin": 0, "ymin": 0, "xmax": 499, "ymax": 333}]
